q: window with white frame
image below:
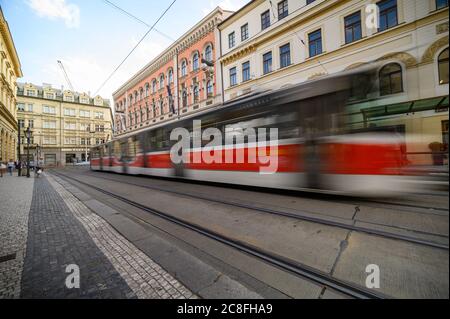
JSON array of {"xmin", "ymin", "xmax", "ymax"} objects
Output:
[
  {"xmin": 206, "ymin": 80, "xmax": 213, "ymax": 97},
  {"xmin": 43, "ymin": 105, "xmax": 56, "ymax": 114},
  {"xmin": 45, "ymin": 92, "xmax": 55, "ymax": 99},
  {"xmin": 26, "ymin": 89, "xmax": 36, "ymax": 97},
  {"xmin": 64, "ymin": 122, "xmax": 77, "ymax": 130},
  {"xmin": 80, "ymin": 123, "xmax": 90, "ymax": 132},
  {"xmin": 64, "ymin": 108, "xmax": 76, "ymax": 117},
  {"xmin": 64, "ymin": 95, "xmax": 74, "ymax": 102},
  {"xmin": 79, "ymin": 110, "xmax": 90, "ymax": 118},
  {"xmin": 193, "ymin": 53, "xmax": 199, "ymax": 71},
  {"xmin": 43, "ymin": 121, "xmax": 56, "ymax": 129},
  {"xmin": 43, "ymin": 136, "xmax": 57, "ymax": 145},
  {"xmin": 17, "ymin": 103, "xmax": 25, "ymax": 111},
  {"xmin": 181, "ymin": 60, "xmax": 187, "ymax": 77},
  {"xmin": 159, "ymin": 75, "xmax": 165, "ymax": 89},
  {"xmin": 64, "ymin": 137, "xmax": 77, "ymax": 145},
  {"xmin": 94, "ymin": 111, "xmax": 104, "ymax": 119},
  {"xmin": 205, "ymin": 45, "xmax": 213, "ymax": 62}
]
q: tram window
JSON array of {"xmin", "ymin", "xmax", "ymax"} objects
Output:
[
  {"xmin": 223, "ymin": 111, "xmax": 300, "ymax": 144},
  {"xmin": 153, "ymin": 128, "xmax": 170, "ymax": 151},
  {"xmin": 113, "ymin": 141, "xmax": 121, "ymax": 159},
  {"xmin": 91, "ymin": 148, "xmax": 99, "ymax": 159},
  {"xmin": 128, "ymin": 137, "xmax": 138, "ymax": 158}
]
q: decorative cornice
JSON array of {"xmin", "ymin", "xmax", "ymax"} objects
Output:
[
  {"xmin": 222, "ymin": 44, "xmax": 257, "ymax": 66},
  {"xmin": 0, "ymin": 100, "xmax": 18, "ymax": 130},
  {"xmin": 0, "ymin": 8, "xmax": 22, "ymax": 77},
  {"xmin": 421, "ymin": 35, "xmax": 449, "ymax": 64},
  {"xmin": 376, "ymin": 52, "xmax": 418, "ymax": 68},
  {"xmin": 113, "ymin": 8, "xmax": 226, "ymax": 98}
]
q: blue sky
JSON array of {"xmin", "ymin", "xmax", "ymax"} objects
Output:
[{"xmin": 1, "ymin": 0, "xmax": 249, "ymax": 103}]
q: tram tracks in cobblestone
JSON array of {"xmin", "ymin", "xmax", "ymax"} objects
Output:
[
  {"xmin": 51, "ymin": 170, "xmax": 389, "ymax": 299},
  {"xmin": 58, "ymin": 170, "xmax": 449, "ymax": 250},
  {"xmin": 53, "ymin": 170, "xmax": 449, "ymax": 251}
]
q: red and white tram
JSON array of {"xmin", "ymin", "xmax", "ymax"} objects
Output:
[{"xmin": 91, "ymin": 70, "xmax": 415, "ymax": 196}]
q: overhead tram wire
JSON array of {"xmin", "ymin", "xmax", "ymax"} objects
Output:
[
  {"xmin": 102, "ymin": 0, "xmax": 176, "ymax": 42},
  {"xmin": 94, "ymin": 0, "xmax": 178, "ymax": 96}
]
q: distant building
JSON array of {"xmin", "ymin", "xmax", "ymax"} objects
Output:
[
  {"xmin": 113, "ymin": 7, "xmax": 233, "ymax": 137},
  {"xmin": 0, "ymin": 6, "xmax": 22, "ymax": 163},
  {"xmin": 218, "ymin": 0, "xmax": 449, "ymax": 165},
  {"xmin": 16, "ymin": 83, "xmax": 113, "ymax": 166}
]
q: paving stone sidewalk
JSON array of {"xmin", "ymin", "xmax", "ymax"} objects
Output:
[
  {"xmin": 0, "ymin": 175, "xmax": 34, "ymax": 298},
  {"xmin": 20, "ymin": 176, "xmax": 136, "ymax": 299},
  {"xmin": 47, "ymin": 174, "xmax": 195, "ymax": 299}
]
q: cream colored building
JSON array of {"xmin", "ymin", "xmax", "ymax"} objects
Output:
[
  {"xmin": 16, "ymin": 83, "xmax": 113, "ymax": 166},
  {"xmin": 0, "ymin": 7, "xmax": 22, "ymax": 163},
  {"xmin": 218, "ymin": 0, "xmax": 449, "ymax": 166}
]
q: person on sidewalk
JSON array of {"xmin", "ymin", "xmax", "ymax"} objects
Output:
[
  {"xmin": 7, "ymin": 160, "xmax": 14, "ymax": 176},
  {"xmin": 0, "ymin": 162, "xmax": 5, "ymax": 177}
]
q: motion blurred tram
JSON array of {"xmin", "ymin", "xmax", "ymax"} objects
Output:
[{"xmin": 91, "ymin": 68, "xmax": 414, "ymax": 196}]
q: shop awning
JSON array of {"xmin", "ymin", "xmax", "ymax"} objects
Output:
[{"xmin": 361, "ymin": 96, "xmax": 449, "ymax": 118}]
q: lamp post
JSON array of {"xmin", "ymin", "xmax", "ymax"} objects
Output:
[
  {"xmin": 84, "ymin": 130, "xmax": 96, "ymax": 162},
  {"xmin": 18, "ymin": 121, "xmax": 21, "ymax": 177},
  {"xmin": 26, "ymin": 126, "xmax": 31, "ymax": 178}
]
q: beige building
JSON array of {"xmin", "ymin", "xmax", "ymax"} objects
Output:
[
  {"xmin": 218, "ymin": 0, "xmax": 449, "ymax": 166},
  {"xmin": 0, "ymin": 6, "xmax": 22, "ymax": 163},
  {"xmin": 16, "ymin": 83, "xmax": 113, "ymax": 166}
]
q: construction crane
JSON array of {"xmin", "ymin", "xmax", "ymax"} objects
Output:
[{"xmin": 57, "ymin": 60, "xmax": 74, "ymax": 91}]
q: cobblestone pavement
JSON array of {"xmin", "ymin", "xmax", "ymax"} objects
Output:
[
  {"xmin": 1, "ymin": 172, "xmax": 196, "ymax": 299},
  {"xmin": 48, "ymin": 174, "xmax": 196, "ymax": 299},
  {"xmin": 0, "ymin": 175, "xmax": 34, "ymax": 298},
  {"xmin": 21, "ymin": 176, "xmax": 136, "ymax": 299}
]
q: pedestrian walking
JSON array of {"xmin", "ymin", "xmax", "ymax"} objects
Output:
[
  {"xmin": 7, "ymin": 159, "xmax": 14, "ymax": 176},
  {"xmin": 0, "ymin": 162, "xmax": 5, "ymax": 177}
]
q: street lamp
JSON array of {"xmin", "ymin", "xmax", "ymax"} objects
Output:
[
  {"xmin": 84, "ymin": 130, "xmax": 96, "ymax": 162},
  {"xmin": 17, "ymin": 120, "xmax": 22, "ymax": 177},
  {"xmin": 26, "ymin": 126, "xmax": 31, "ymax": 178}
]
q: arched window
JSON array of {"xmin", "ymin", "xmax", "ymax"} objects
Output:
[
  {"xmin": 152, "ymin": 80, "xmax": 157, "ymax": 93},
  {"xmin": 160, "ymin": 99, "xmax": 164, "ymax": 115},
  {"xmin": 152, "ymin": 99, "xmax": 156, "ymax": 117},
  {"xmin": 140, "ymin": 88, "xmax": 144, "ymax": 99},
  {"xmin": 182, "ymin": 90, "xmax": 188, "ymax": 108},
  {"xmin": 193, "ymin": 86, "xmax": 199, "ymax": 103},
  {"xmin": 181, "ymin": 60, "xmax": 187, "ymax": 77},
  {"xmin": 438, "ymin": 48, "xmax": 449, "ymax": 85},
  {"xmin": 168, "ymin": 69, "xmax": 173, "ymax": 83},
  {"xmin": 129, "ymin": 94, "xmax": 133, "ymax": 105},
  {"xmin": 206, "ymin": 80, "xmax": 213, "ymax": 97},
  {"xmin": 379, "ymin": 63, "xmax": 403, "ymax": 96},
  {"xmin": 205, "ymin": 45, "xmax": 213, "ymax": 62},
  {"xmin": 145, "ymin": 83, "xmax": 150, "ymax": 97},
  {"xmin": 159, "ymin": 75, "xmax": 164, "ymax": 89},
  {"xmin": 134, "ymin": 91, "xmax": 138, "ymax": 101},
  {"xmin": 193, "ymin": 52, "xmax": 199, "ymax": 71}
]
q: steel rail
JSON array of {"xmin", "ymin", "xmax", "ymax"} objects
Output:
[
  {"xmin": 58, "ymin": 170, "xmax": 449, "ymax": 251},
  {"xmin": 51, "ymin": 170, "xmax": 389, "ymax": 299}
]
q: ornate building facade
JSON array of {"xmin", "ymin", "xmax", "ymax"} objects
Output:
[
  {"xmin": 218, "ymin": 0, "xmax": 449, "ymax": 165},
  {"xmin": 16, "ymin": 83, "xmax": 113, "ymax": 166},
  {"xmin": 113, "ymin": 7, "xmax": 233, "ymax": 136},
  {"xmin": 0, "ymin": 6, "xmax": 22, "ymax": 163}
]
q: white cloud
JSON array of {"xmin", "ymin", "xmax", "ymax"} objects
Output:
[
  {"xmin": 202, "ymin": 0, "xmax": 250, "ymax": 16},
  {"xmin": 27, "ymin": 0, "xmax": 80, "ymax": 28}
]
